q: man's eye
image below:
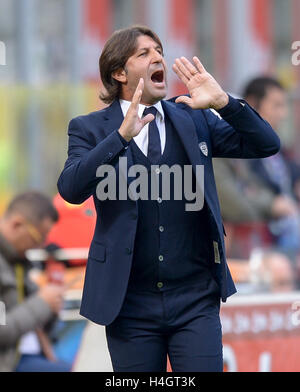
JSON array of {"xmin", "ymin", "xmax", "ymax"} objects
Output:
[{"xmin": 139, "ymin": 52, "xmax": 146, "ymax": 57}]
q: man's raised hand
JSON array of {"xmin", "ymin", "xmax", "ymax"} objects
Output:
[
  {"xmin": 118, "ymin": 78, "xmax": 155, "ymax": 142},
  {"xmin": 172, "ymin": 56, "xmax": 229, "ymax": 110}
]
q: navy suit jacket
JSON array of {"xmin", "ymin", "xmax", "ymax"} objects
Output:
[{"xmin": 57, "ymin": 96, "xmax": 280, "ymax": 325}]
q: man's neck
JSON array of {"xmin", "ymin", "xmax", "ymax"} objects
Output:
[{"xmin": 119, "ymin": 98, "xmax": 165, "ymax": 120}]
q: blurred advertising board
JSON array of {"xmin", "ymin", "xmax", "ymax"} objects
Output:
[{"xmin": 221, "ymin": 292, "xmax": 300, "ymax": 372}]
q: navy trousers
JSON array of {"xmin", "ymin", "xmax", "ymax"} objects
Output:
[{"xmin": 105, "ymin": 278, "xmax": 223, "ymax": 372}]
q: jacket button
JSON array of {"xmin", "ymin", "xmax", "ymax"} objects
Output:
[{"xmin": 125, "ymin": 247, "xmax": 132, "ymax": 254}]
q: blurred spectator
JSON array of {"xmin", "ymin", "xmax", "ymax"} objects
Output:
[
  {"xmin": 242, "ymin": 77, "xmax": 300, "ymax": 256},
  {"xmin": 0, "ymin": 191, "xmax": 71, "ymax": 372},
  {"xmin": 213, "ymin": 157, "xmax": 289, "ymax": 224},
  {"xmin": 213, "ymin": 155, "xmax": 299, "ymax": 262},
  {"xmin": 243, "ymin": 77, "xmax": 300, "ymax": 198},
  {"xmin": 249, "ymin": 249, "xmax": 295, "ymax": 293}
]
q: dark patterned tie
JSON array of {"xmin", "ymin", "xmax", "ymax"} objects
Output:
[{"xmin": 143, "ymin": 106, "xmax": 161, "ymax": 163}]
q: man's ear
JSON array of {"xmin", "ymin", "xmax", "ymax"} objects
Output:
[{"xmin": 112, "ymin": 68, "xmax": 127, "ymax": 84}]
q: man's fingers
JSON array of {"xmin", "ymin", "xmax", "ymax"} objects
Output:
[
  {"xmin": 141, "ymin": 113, "xmax": 155, "ymax": 128},
  {"xmin": 175, "ymin": 95, "xmax": 194, "ymax": 107},
  {"xmin": 173, "ymin": 56, "xmax": 206, "ymax": 81},
  {"xmin": 172, "ymin": 63, "xmax": 189, "ymax": 85},
  {"xmin": 174, "ymin": 58, "xmax": 192, "ymax": 81},
  {"xmin": 131, "ymin": 78, "xmax": 144, "ymax": 108},
  {"xmin": 193, "ymin": 56, "xmax": 206, "ymax": 73},
  {"xmin": 180, "ymin": 56, "xmax": 199, "ymax": 77}
]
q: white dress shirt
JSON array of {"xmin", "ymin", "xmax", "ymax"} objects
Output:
[{"xmin": 119, "ymin": 99, "xmax": 166, "ymax": 156}]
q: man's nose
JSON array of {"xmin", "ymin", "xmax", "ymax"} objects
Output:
[{"xmin": 151, "ymin": 49, "xmax": 163, "ymax": 63}]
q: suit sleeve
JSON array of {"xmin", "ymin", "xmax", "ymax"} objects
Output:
[
  {"xmin": 203, "ymin": 96, "xmax": 281, "ymax": 159},
  {"xmin": 57, "ymin": 117, "xmax": 127, "ymax": 204}
]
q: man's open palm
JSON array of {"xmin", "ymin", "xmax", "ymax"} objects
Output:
[{"xmin": 172, "ymin": 56, "xmax": 229, "ymax": 110}]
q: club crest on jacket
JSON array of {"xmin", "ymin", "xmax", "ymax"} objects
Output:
[{"xmin": 199, "ymin": 142, "xmax": 208, "ymax": 157}]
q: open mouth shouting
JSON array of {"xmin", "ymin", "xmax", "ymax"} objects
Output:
[{"xmin": 150, "ymin": 69, "xmax": 166, "ymax": 88}]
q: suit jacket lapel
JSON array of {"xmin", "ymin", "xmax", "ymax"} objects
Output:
[
  {"xmin": 162, "ymin": 100, "xmax": 210, "ymax": 211},
  {"xmin": 162, "ymin": 100, "xmax": 204, "ymax": 168},
  {"xmin": 103, "ymin": 100, "xmax": 124, "ymax": 137},
  {"xmin": 102, "ymin": 100, "xmax": 206, "ymax": 190},
  {"xmin": 104, "ymin": 99, "xmax": 204, "ymax": 168}
]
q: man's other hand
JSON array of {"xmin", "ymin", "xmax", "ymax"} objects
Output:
[{"xmin": 172, "ymin": 56, "xmax": 229, "ymax": 110}]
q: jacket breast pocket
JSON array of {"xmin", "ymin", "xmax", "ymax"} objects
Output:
[{"xmin": 88, "ymin": 241, "xmax": 106, "ymax": 263}]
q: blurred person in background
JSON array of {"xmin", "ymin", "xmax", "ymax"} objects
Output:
[
  {"xmin": 213, "ymin": 152, "xmax": 299, "ymax": 260},
  {"xmin": 243, "ymin": 77, "xmax": 300, "ymax": 258},
  {"xmin": 249, "ymin": 249, "xmax": 295, "ymax": 293},
  {"xmin": 0, "ymin": 191, "xmax": 71, "ymax": 372},
  {"xmin": 58, "ymin": 25, "xmax": 280, "ymax": 372},
  {"xmin": 213, "ymin": 155, "xmax": 294, "ymax": 224}
]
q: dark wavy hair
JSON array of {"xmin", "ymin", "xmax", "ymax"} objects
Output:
[
  {"xmin": 242, "ymin": 76, "xmax": 284, "ymax": 109},
  {"xmin": 99, "ymin": 25, "xmax": 163, "ymax": 104}
]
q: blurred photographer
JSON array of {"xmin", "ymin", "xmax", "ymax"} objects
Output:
[{"xmin": 0, "ymin": 191, "xmax": 71, "ymax": 372}]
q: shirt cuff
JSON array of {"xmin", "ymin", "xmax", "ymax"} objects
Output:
[
  {"xmin": 117, "ymin": 130, "xmax": 130, "ymax": 148},
  {"xmin": 216, "ymin": 94, "xmax": 244, "ymax": 117}
]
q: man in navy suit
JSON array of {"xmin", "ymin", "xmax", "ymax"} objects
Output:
[{"xmin": 57, "ymin": 26, "xmax": 280, "ymax": 372}]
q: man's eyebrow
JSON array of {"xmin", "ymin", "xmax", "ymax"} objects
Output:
[{"xmin": 137, "ymin": 46, "xmax": 163, "ymax": 52}]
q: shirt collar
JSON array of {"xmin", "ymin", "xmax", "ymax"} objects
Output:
[{"xmin": 119, "ymin": 99, "xmax": 165, "ymax": 121}]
